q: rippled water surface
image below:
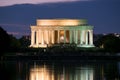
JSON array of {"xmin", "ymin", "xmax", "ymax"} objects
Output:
[{"xmin": 0, "ymin": 60, "xmax": 120, "ymax": 80}]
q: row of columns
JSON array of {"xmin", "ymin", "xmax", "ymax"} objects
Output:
[
  {"xmin": 31, "ymin": 30, "xmax": 55, "ymax": 46},
  {"xmin": 69, "ymin": 30, "xmax": 93, "ymax": 45},
  {"xmin": 31, "ymin": 29, "xmax": 93, "ymax": 47}
]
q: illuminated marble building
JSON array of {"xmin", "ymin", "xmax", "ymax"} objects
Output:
[{"xmin": 30, "ymin": 19, "xmax": 94, "ymax": 48}]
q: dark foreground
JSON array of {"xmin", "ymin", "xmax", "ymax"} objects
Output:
[
  {"xmin": 2, "ymin": 55, "xmax": 120, "ymax": 62},
  {"xmin": 2, "ymin": 47, "xmax": 120, "ymax": 61}
]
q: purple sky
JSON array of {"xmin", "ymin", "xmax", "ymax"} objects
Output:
[
  {"xmin": 0, "ymin": 0, "xmax": 120, "ymax": 38},
  {"xmin": 0, "ymin": 0, "xmax": 90, "ymax": 6}
]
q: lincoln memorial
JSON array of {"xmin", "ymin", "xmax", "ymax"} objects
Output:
[{"xmin": 30, "ymin": 19, "xmax": 95, "ymax": 48}]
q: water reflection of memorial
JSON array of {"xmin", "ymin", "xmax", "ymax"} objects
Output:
[
  {"xmin": 1, "ymin": 61, "xmax": 119, "ymax": 80},
  {"xmin": 29, "ymin": 63, "xmax": 94, "ymax": 80}
]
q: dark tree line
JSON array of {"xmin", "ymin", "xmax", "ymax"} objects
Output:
[
  {"xmin": 0, "ymin": 26, "xmax": 10, "ymax": 54},
  {"xmin": 0, "ymin": 26, "xmax": 30, "ymax": 56},
  {"xmin": 94, "ymin": 34, "xmax": 120, "ymax": 53}
]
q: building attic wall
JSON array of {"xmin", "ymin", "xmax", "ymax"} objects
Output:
[{"xmin": 36, "ymin": 19, "xmax": 87, "ymax": 26}]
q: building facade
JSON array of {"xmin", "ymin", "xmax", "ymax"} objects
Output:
[{"xmin": 30, "ymin": 19, "xmax": 94, "ymax": 48}]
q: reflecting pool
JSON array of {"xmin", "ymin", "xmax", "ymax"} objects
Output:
[{"xmin": 0, "ymin": 61, "xmax": 120, "ymax": 80}]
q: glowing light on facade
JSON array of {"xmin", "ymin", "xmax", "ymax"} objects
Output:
[
  {"xmin": 37, "ymin": 19, "xmax": 87, "ymax": 26},
  {"xmin": 30, "ymin": 19, "xmax": 95, "ymax": 48}
]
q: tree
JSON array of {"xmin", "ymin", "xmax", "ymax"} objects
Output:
[
  {"xmin": 19, "ymin": 36, "xmax": 30, "ymax": 48},
  {"xmin": 0, "ymin": 26, "xmax": 10, "ymax": 54},
  {"xmin": 94, "ymin": 34, "xmax": 120, "ymax": 53},
  {"xmin": 9, "ymin": 35, "xmax": 21, "ymax": 50}
]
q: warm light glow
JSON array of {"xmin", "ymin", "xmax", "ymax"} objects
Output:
[
  {"xmin": 37, "ymin": 19, "xmax": 86, "ymax": 26},
  {"xmin": 60, "ymin": 30, "xmax": 64, "ymax": 35},
  {"xmin": 60, "ymin": 36, "xmax": 64, "ymax": 42},
  {"xmin": 29, "ymin": 64, "xmax": 94, "ymax": 80},
  {"xmin": 60, "ymin": 30, "xmax": 65, "ymax": 42},
  {"xmin": 30, "ymin": 66, "xmax": 54, "ymax": 80}
]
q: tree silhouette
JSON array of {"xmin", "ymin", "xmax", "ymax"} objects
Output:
[
  {"xmin": 19, "ymin": 36, "xmax": 30, "ymax": 48},
  {"xmin": 0, "ymin": 26, "xmax": 10, "ymax": 55},
  {"xmin": 95, "ymin": 34, "xmax": 120, "ymax": 53}
]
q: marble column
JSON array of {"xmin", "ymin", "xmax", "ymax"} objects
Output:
[
  {"xmin": 75, "ymin": 30, "xmax": 78, "ymax": 44},
  {"xmin": 49, "ymin": 30, "xmax": 52, "ymax": 43},
  {"xmin": 52, "ymin": 30, "xmax": 54, "ymax": 44},
  {"xmin": 80, "ymin": 30, "xmax": 85, "ymax": 44},
  {"xmin": 46, "ymin": 30, "xmax": 49, "ymax": 44},
  {"xmin": 64, "ymin": 30, "xmax": 66, "ymax": 43},
  {"xmin": 48, "ymin": 30, "xmax": 51, "ymax": 44},
  {"xmin": 40, "ymin": 30, "xmax": 42, "ymax": 44},
  {"xmin": 80, "ymin": 30, "xmax": 82, "ymax": 44},
  {"xmin": 31, "ymin": 30, "xmax": 35, "ymax": 45},
  {"xmin": 70, "ymin": 30, "xmax": 72, "ymax": 44},
  {"xmin": 90, "ymin": 30, "xmax": 93, "ymax": 45},
  {"xmin": 38, "ymin": 30, "xmax": 41, "ymax": 45},
  {"xmin": 85, "ymin": 31, "xmax": 88, "ymax": 45},
  {"xmin": 36, "ymin": 30, "xmax": 39, "ymax": 46},
  {"xmin": 41, "ymin": 31, "xmax": 44, "ymax": 44},
  {"xmin": 57, "ymin": 30, "xmax": 60, "ymax": 43},
  {"xmin": 74, "ymin": 30, "xmax": 76, "ymax": 43}
]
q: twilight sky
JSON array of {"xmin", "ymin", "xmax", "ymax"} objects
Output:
[
  {"xmin": 0, "ymin": 0, "xmax": 88, "ymax": 6},
  {"xmin": 0, "ymin": 0, "xmax": 120, "ymax": 38}
]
